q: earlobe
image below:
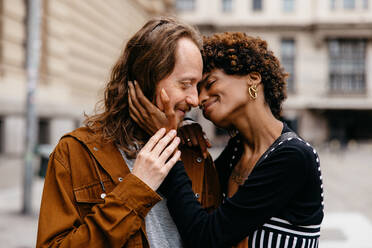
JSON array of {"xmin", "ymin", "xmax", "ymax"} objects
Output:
[{"xmin": 248, "ymin": 84, "xmax": 258, "ymax": 100}]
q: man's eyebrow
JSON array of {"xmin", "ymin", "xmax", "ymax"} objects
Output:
[{"xmin": 178, "ymin": 76, "xmax": 199, "ymax": 82}]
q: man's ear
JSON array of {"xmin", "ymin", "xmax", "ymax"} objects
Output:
[{"xmin": 247, "ymin": 72, "xmax": 262, "ymax": 86}]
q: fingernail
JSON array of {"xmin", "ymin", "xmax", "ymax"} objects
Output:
[
  {"xmin": 134, "ymin": 80, "xmax": 137, "ymax": 85},
  {"xmin": 170, "ymin": 129, "xmax": 176, "ymax": 135},
  {"xmin": 175, "ymin": 137, "xmax": 180, "ymax": 143}
]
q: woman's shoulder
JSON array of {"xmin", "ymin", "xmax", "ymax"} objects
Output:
[{"xmin": 265, "ymin": 134, "xmax": 320, "ymax": 173}]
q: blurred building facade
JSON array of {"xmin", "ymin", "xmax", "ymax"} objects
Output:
[
  {"xmin": 0, "ymin": 0, "xmax": 171, "ymax": 157},
  {"xmin": 176, "ymin": 0, "xmax": 372, "ymax": 146}
]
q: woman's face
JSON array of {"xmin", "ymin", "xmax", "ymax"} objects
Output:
[{"xmin": 198, "ymin": 69, "xmax": 249, "ymax": 127}]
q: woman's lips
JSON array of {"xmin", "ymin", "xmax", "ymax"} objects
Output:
[{"xmin": 202, "ymin": 99, "xmax": 217, "ymax": 116}]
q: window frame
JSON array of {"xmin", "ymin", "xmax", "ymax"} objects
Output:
[
  {"xmin": 283, "ymin": 0, "xmax": 295, "ymax": 12},
  {"xmin": 222, "ymin": 0, "xmax": 233, "ymax": 12},
  {"xmin": 281, "ymin": 38, "xmax": 296, "ymax": 93},
  {"xmin": 252, "ymin": 0, "xmax": 263, "ymax": 11},
  {"xmin": 175, "ymin": 0, "xmax": 196, "ymax": 11},
  {"xmin": 328, "ymin": 39, "xmax": 367, "ymax": 94}
]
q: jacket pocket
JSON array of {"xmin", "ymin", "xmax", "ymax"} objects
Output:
[{"xmin": 73, "ymin": 180, "xmax": 113, "ymax": 218}]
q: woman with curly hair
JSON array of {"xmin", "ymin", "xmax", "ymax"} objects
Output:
[{"xmin": 130, "ymin": 32, "xmax": 324, "ymax": 248}]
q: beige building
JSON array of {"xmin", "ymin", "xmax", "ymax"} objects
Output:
[
  {"xmin": 175, "ymin": 0, "xmax": 372, "ymax": 146},
  {"xmin": 0, "ymin": 0, "xmax": 171, "ymax": 157}
]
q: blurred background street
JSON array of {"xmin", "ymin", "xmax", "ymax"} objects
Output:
[{"xmin": 1, "ymin": 0, "xmax": 372, "ymax": 247}]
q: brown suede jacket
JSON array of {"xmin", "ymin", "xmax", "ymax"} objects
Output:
[{"xmin": 36, "ymin": 127, "xmax": 221, "ymax": 248}]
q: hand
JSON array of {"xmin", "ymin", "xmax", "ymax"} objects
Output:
[
  {"xmin": 132, "ymin": 128, "xmax": 181, "ymax": 191},
  {"xmin": 128, "ymin": 81, "xmax": 177, "ymax": 134},
  {"xmin": 178, "ymin": 122, "xmax": 212, "ymax": 159}
]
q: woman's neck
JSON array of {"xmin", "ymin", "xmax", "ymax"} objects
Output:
[{"xmin": 233, "ymin": 104, "xmax": 283, "ymax": 155}]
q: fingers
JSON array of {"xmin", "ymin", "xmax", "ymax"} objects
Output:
[
  {"xmin": 182, "ymin": 126, "xmax": 194, "ymax": 147},
  {"xmin": 204, "ymin": 132, "xmax": 212, "ymax": 148},
  {"xmin": 151, "ymin": 129, "xmax": 177, "ymax": 156},
  {"xmin": 159, "ymin": 136, "xmax": 180, "ymax": 163},
  {"xmin": 187, "ymin": 125, "xmax": 200, "ymax": 147},
  {"xmin": 178, "ymin": 128, "xmax": 186, "ymax": 146},
  {"xmin": 163, "ymin": 150, "xmax": 181, "ymax": 173},
  {"xmin": 161, "ymin": 89, "xmax": 177, "ymax": 130},
  {"xmin": 129, "ymin": 91, "xmax": 154, "ymax": 134},
  {"xmin": 128, "ymin": 81, "xmax": 148, "ymax": 119},
  {"xmin": 133, "ymin": 80, "xmax": 155, "ymax": 109},
  {"xmin": 196, "ymin": 131, "xmax": 208, "ymax": 159},
  {"xmin": 142, "ymin": 128, "xmax": 166, "ymax": 152}
]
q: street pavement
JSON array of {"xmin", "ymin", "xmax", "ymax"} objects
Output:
[{"xmin": 0, "ymin": 143, "xmax": 371, "ymax": 248}]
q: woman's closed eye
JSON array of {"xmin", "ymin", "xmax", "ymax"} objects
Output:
[{"xmin": 205, "ymin": 80, "xmax": 216, "ymax": 90}]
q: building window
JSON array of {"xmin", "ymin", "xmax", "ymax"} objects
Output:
[
  {"xmin": 343, "ymin": 0, "xmax": 355, "ymax": 8},
  {"xmin": 0, "ymin": 117, "xmax": 4, "ymax": 154},
  {"xmin": 330, "ymin": 0, "xmax": 337, "ymax": 9},
  {"xmin": 38, "ymin": 118, "xmax": 51, "ymax": 145},
  {"xmin": 222, "ymin": 0, "xmax": 233, "ymax": 12},
  {"xmin": 253, "ymin": 0, "xmax": 263, "ymax": 10},
  {"xmin": 281, "ymin": 39, "xmax": 296, "ymax": 93},
  {"xmin": 283, "ymin": 0, "xmax": 295, "ymax": 12},
  {"xmin": 328, "ymin": 39, "xmax": 366, "ymax": 94},
  {"xmin": 175, "ymin": 0, "xmax": 195, "ymax": 11},
  {"xmin": 331, "ymin": 0, "xmax": 368, "ymax": 10},
  {"xmin": 363, "ymin": 0, "xmax": 368, "ymax": 8}
]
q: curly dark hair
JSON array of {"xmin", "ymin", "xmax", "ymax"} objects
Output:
[{"xmin": 202, "ymin": 32, "xmax": 288, "ymax": 119}]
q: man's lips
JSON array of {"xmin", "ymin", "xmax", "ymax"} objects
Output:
[
  {"xmin": 176, "ymin": 109, "xmax": 186, "ymax": 116},
  {"xmin": 176, "ymin": 107, "xmax": 190, "ymax": 116}
]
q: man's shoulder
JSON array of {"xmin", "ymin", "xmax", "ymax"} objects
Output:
[
  {"xmin": 62, "ymin": 126, "xmax": 96, "ymax": 142},
  {"xmin": 52, "ymin": 127, "xmax": 98, "ymax": 161}
]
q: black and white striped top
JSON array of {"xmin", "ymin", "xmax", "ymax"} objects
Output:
[
  {"xmin": 161, "ymin": 123, "xmax": 324, "ymax": 248},
  {"xmin": 250, "ymin": 217, "xmax": 321, "ymax": 248}
]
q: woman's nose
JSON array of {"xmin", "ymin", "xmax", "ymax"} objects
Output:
[{"xmin": 198, "ymin": 89, "xmax": 208, "ymax": 108}]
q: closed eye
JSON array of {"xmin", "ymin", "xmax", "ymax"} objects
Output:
[
  {"xmin": 180, "ymin": 81, "xmax": 193, "ymax": 89},
  {"xmin": 205, "ymin": 80, "xmax": 216, "ymax": 90}
]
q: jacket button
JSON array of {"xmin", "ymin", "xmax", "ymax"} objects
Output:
[
  {"xmin": 118, "ymin": 177, "xmax": 123, "ymax": 182},
  {"xmin": 195, "ymin": 193, "xmax": 200, "ymax": 199},
  {"xmin": 100, "ymin": 193, "xmax": 106, "ymax": 199},
  {"xmin": 93, "ymin": 147, "xmax": 99, "ymax": 151},
  {"xmin": 196, "ymin": 157, "xmax": 202, "ymax": 163}
]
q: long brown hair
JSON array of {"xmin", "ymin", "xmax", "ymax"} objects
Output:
[{"xmin": 84, "ymin": 17, "xmax": 202, "ymax": 158}]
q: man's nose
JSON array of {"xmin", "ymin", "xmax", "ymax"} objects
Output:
[{"xmin": 186, "ymin": 87, "xmax": 199, "ymax": 107}]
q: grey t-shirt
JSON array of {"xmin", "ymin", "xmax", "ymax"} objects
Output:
[{"xmin": 118, "ymin": 148, "xmax": 183, "ymax": 248}]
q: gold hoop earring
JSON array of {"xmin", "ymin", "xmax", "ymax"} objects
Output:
[{"xmin": 248, "ymin": 85, "xmax": 258, "ymax": 100}]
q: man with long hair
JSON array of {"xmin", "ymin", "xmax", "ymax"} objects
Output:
[{"xmin": 37, "ymin": 17, "xmax": 220, "ymax": 248}]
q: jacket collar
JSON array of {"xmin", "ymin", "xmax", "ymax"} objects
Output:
[{"xmin": 63, "ymin": 127, "xmax": 130, "ymax": 185}]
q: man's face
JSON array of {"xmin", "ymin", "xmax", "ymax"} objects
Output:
[{"xmin": 155, "ymin": 37, "xmax": 203, "ymax": 126}]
